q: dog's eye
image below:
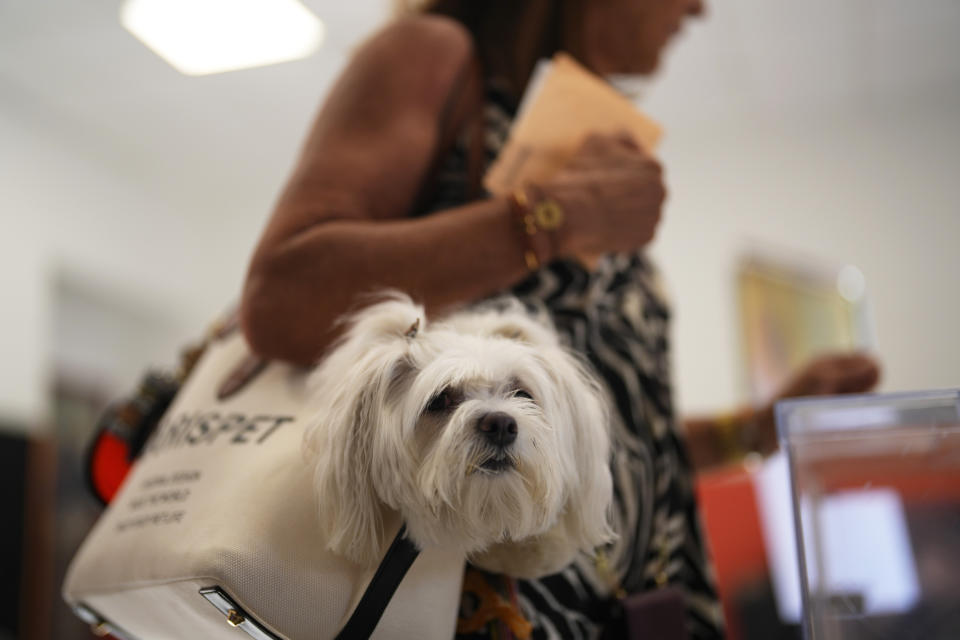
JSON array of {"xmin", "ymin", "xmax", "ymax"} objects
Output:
[
  {"xmin": 514, "ymin": 389, "xmax": 534, "ymax": 401},
  {"xmin": 427, "ymin": 389, "xmax": 455, "ymax": 413}
]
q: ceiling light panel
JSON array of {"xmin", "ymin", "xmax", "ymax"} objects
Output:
[{"xmin": 121, "ymin": 0, "xmax": 325, "ymax": 76}]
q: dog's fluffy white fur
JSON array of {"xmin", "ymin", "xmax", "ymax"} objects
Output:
[{"xmin": 303, "ymin": 293, "xmax": 614, "ymax": 579}]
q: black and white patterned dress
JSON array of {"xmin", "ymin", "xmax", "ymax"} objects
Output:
[{"xmin": 426, "ymin": 82, "xmax": 725, "ymax": 640}]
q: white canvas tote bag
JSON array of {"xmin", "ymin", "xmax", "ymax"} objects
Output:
[{"xmin": 63, "ymin": 328, "xmax": 465, "ymax": 640}]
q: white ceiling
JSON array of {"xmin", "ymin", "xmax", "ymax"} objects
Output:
[
  {"xmin": 0, "ymin": 0, "xmax": 960, "ymax": 178},
  {"xmin": 2, "ymin": 0, "xmax": 957, "ymax": 216},
  {"xmin": 0, "ymin": 1, "xmax": 386, "ymax": 206}
]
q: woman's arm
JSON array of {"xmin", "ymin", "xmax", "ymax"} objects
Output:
[
  {"xmin": 243, "ymin": 197, "xmax": 536, "ymax": 364},
  {"xmin": 241, "ymin": 17, "xmax": 534, "ymax": 363},
  {"xmin": 242, "ymin": 16, "xmax": 667, "ymax": 364},
  {"xmin": 683, "ymin": 407, "xmax": 775, "ymax": 471}
]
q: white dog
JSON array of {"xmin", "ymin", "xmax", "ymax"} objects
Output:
[{"xmin": 303, "ymin": 293, "xmax": 614, "ymax": 579}]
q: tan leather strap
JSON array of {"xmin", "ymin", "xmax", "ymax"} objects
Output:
[{"xmin": 217, "ymin": 354, "xmax": 268, "ymax": 401}]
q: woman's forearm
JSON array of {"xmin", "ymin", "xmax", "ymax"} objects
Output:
[
  {"xmin": 683, "ymin": 405, "xmax": 777, "ymax": 472},
  {"xmin": 241, "ymin": 195, "xmax": 536, "ymax": 364}
]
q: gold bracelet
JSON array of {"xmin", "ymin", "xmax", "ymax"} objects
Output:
[
  {"xmin": 715, "ymin": 409, "xmax": 761, "ymax": 463},
  {"xmin": 510, "ymin": 188, "xmax": 539, "ymax": 270},
  {"xmin": 509, "ymin": 187, "xmax": 565, "ymax": 271},
  {"xmin": 715, "ymin": 413, "xmax": 743, "ymax": 462}
]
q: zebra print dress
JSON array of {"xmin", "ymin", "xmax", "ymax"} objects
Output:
[{"xmin": 425, "ymin": 81, "xmax": 725, "ymax": 640}]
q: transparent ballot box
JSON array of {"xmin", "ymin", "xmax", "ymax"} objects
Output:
[{"xmin": 777, "ymin": 390, "xmax": 960, "ymax": 640}]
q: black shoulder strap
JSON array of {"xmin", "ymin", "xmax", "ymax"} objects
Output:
[{"xmin": 334, "ymin": 525, "xmax": 421, "ymax": 640}]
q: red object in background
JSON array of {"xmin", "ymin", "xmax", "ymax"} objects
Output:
[
  {"xmin": 695, "ymin": 464, "xmax": 769, "ymax": 640},
  {"xmin": 87, "ymin": 431, "xmax": 133, "ymax": 504},
  {"xmin": 84, "ymin": 371, "xmax": 181, "ymax": 506}
]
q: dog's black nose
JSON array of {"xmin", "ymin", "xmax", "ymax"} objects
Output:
[{"xmin": 477, "ymin": 412, "xmax": 518, "ymax": 447}]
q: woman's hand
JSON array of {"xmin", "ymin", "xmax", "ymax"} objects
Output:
[
  {"xmin": 751, "ymin": 352, "xmax": 882, "ymax": 453},
  {"xmin": 537, "ymin": 132, "xmax": 666, "ymax": 258},
  {"xmin": 773, "ymin": 352, "xmax": 881, "ymax": 399}
]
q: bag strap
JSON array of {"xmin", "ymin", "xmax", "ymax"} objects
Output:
[{"xmin": 335, "ymin": 525, "xmax": 421, "ymax": 640}]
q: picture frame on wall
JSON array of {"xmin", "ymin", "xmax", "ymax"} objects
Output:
[{"xmin": 737, "ymin": 253, "xmax": 874, "ymax": 404}]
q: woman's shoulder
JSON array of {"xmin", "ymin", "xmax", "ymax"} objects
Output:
[
  {"xmin": 380, "ymin": 14, "xmax": 474, "ymax": 51},
  {"xmin": 358, "ymin": 14, "xmax": 475, "ymax": 80},
  {"xmin": 338, "ymin": 15, "xmax": 479, "ymax": 123}
]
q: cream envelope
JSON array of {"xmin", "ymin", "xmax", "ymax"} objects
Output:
[{"xmin": 484, "ymin": 52, "xmax": 662, "ymax": 196}]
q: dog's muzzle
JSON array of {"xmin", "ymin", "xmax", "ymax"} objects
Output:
[
  {"xmin": 477, "ymin": 412, "xmax": 517, "ymax": 448},
  {"xmin": 476, "ymin": 412, "xmax": 518, "ymax": 472}
]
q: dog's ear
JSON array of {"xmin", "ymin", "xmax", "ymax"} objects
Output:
[
  {"xmin": 549, "ymin": 349, "xmax": 616, "ymax": 552},
  {"xmin": 444, "ymin": 304, "xmax": 559, "ymax": 347},
  {"xmin": 335, "ymin": 292, "xmax": 426, "ymax": 346},
  {"xmin": 304, "ymin": 363, "xmax": 385, "ymax": 565},
  {"xmin": 488, "ymin": 316, "xmax": 557, "ymax": 346},
  {"xmin": 304, "ymin": 294, "xmax": 424, "ymax": 565}
]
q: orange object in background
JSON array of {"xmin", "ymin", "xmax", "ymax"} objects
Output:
[{"xmin": 695, "ymin": 463, "xmax": 770, "ymax": 640}]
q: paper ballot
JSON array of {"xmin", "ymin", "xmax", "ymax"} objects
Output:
[{"xmin": 484, "ymin": 53, "xmax": 662, "ymax": 196}]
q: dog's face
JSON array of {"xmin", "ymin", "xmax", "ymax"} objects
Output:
[{"xmin": 304, "ymin": 295, "xmax": 613, "ymax": 578}]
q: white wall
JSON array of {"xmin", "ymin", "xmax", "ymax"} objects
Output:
[
  {"xmin": 0, "ymin": 105, "xmax": 271, "ymax": 427},
  {"xmin": 0, "ymin": 43, "xmax": 345, "ymax": 430},
  {"xmin": 651, "ymin": 92, "xmax": 960, "ymax": 414}
]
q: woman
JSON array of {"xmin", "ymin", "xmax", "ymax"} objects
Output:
[{"xmin": 241, "ymin": 0, "xmax": 720, "ymax": 637}]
